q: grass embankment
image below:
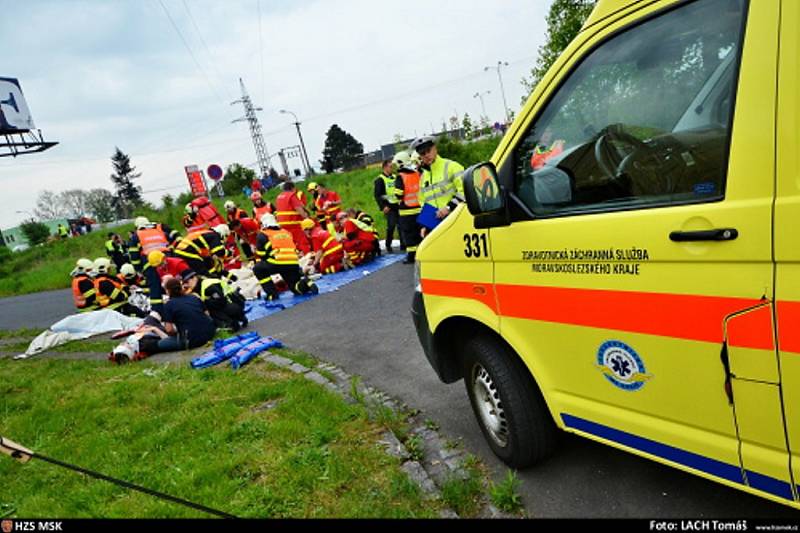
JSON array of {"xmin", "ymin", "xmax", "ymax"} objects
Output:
[
  {"xmin": 0, "ymin": 357, "xmax": 439, "ymax": 518},
  {"xmin": 0, "ymin": 136, "xmax": 502, "ymax": 298}
]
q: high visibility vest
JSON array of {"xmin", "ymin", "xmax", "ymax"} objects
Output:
[
  {"xmin": 398, "ymin": 170, "xmax": 421, "ymax": 213},
  {"xmin": 311, "ymin": 227, "xmax": 344, "ymax": 258},
  {"xmin": 296, "ymin": 190, "xmax": 308, "ymax": 206},
  {"xmin": 275, "ymin": 191, "xmax": 303, "ymax": 226},
  {"xmin": 175, "ymin": 231, "xmax": 213, "ymax": 260},
  {"xmin": 254, "ymin": 203, "xmax": 274, "ymax": 222},
  {"xmin": 530, "ymin": 142, "xmax": 564, "ymax": 170},
  {"xmin": 105, "ymin": 240, "xmax": 116, "ymax": 254},
  {"xmin": 315, "ymin": 192, "xmax": 341, "ymax": 221},
  {"xmin": 227, "ymin": 208, "xmax": 248, "ymax": 225},
  {"xmin": 137, "ymin": 224, "xmax": 170, "ymax": 256},
  {"xmin": 58, "ymin": 226, "xmax": 68, "ymax": 237},
  {"xmin": 378, "ymin": 174, "xmax": 398, "ymax": 204},
  {"xmin": 419, "ymin": 157, "xmax": 465, "ymax": 209},
  {"xmin": 262, "ymin": 228, "xmax": 299, "ymax": 265},
  {"xmin": 192, "ymin": 197, "xmax": 225, "ymax": 227},
  {"xmin": 94, "ymin": 275, "xmax": 126, "ymax": 310},
  {"xmin": 183, "ymin": 213, "xmax": 208, "ymax": 234},
  {"xmin": 72, "ymin": 275, "xmax": 97, "ymax": 310},
  {"xmin": 199, "ymin": 277, "xmax": 234, "ymax": 302}
]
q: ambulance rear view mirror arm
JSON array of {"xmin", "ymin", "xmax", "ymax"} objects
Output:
[{"xmin": 463, "ymin": 162, "xmax": 512, "ymax": 229}]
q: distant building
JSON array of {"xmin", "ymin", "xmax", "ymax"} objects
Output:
[{"xmin": 1, "ymin": 218, "xmax": 73, "ymax": 252}]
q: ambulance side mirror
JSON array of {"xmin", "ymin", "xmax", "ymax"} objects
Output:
[
  {"xmin": 463, "ymin": 162, "xmax": 505, "ymax": 216},
  {"xmin": 463, "ymin": 162, "xmax": 511, "ymax": 229}
]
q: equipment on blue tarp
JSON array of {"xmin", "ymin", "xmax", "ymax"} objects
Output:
[
  {"xmin": 230, "ymin": 337, "xmax": 283, "ymax": 370},
  {"xmin": 190, "ymin": 332, "xmax": 259, "ymax": 369},
  {"xmin": 190, "ymin": 332, "xmax": 281, "ymax": 370}
]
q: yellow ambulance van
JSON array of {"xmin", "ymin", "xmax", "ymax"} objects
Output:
[{"xmin": 412, "ymin": 0, "xmax": 800, "ymax": 508}]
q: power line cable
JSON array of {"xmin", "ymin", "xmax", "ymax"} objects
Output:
[
  {"xmin": 180, "ymin": 0, "xmax": 234, "ymax": 101},
  {"xmin": 157, "ymin": 0, "xmax": 227, "ymax": 106},
  {"xmin": 257, "ymin": 0, "xmax": 265, "ymax": 108}
]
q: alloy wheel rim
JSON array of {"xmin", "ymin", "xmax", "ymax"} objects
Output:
[{"xmin": 472, "ymin": 364, "xmax": 508, "ymax": 448}]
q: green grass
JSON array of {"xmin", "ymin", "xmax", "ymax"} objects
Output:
[
  {"xmin": 489, "ymin": 470, "xmax": 524, "ymax": 514},
  {"xmin": 0, "ymin": 357, "xmax": 440, "ymax": 518},
  {"xmin": 439, "ymin": 456, "xmax": 485, "ymax": 518}
]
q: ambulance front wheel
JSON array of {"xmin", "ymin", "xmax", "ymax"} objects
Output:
[{"xmin": 462, "ymin": 335, "xmax": 557, "ymax": 468}]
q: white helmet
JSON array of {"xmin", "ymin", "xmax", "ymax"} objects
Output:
[
  {"xmin": 409, "ymin": 136, "xmax": 435, "ymax": 154},
  {"xmin": 184, "ymin": 203, "xmax": 194, "ymax": 215},
  {"xmin": 93, "ymin": 257, "xmax": 112, "ymax": 275},
  {"xmin": 213, "ymin": 224, "xmax": 231, "ymax": 239},
  {"xmin": 224, "ymin": 200, "xmax": 236, "ymax": 211},
  {"xmin": 134, "ymin": 216, "xmax": 150, "ymax": 229},
  {"xmin": 71, "ymin": 258, "xmax": 94, "ymax": 276},
  {"xmin": 260, "ymin": 213, "xmax": 278, "ymax": 229},
  {"xmin": 120, "ymin": 263, "xmax": 136, "ymax": 277},
  {"xmin": 393, "ymin": 150, "xmax": 419, "ymax": 170},
  {"xmin": 111, "ymin": 343, "xmax": 134, "ymax": 364}
]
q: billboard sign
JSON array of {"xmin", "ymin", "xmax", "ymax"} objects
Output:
[
  {"xmin": 0, "ymin": 78, "xmax": 35, "ymax": 133},
  {"xmin": 185, "ymin": 165, "xmax": 207, "ymax": 197}
]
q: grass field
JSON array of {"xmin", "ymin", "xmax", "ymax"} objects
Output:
[
  {"xmin": 0, "ymin": 357, "xmax": 440, "ymax": 518},
  {"xmin": 0, "ymin": 136, "xmax": 501, "ymax": 298}
]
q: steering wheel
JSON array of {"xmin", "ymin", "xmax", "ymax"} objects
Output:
[{"xmin": 593, "ymin": 125, "xmax": 650, "ymax": 180}]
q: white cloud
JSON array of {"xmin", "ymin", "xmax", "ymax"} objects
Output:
[{"xmin": 0, "ymin": 0, "xmax": 550, "ymax": 230}]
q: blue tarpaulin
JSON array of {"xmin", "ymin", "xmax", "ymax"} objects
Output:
[{"xmin": 245, "ymin": 253, "xmax": 405, "ymax": 322}]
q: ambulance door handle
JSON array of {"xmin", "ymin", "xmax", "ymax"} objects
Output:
[{"xmin": 669, "ymin": 228, "xmax": 738, "ymax": 242}]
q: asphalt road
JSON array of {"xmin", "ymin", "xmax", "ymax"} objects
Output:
[{"xmin": 1, "ymin": 267, "xmax": 797, "ymax": 518}]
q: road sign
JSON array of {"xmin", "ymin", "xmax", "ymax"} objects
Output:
[{"xmin": 207, "ymin": 164, "xmax": 223, "ymax": 181}]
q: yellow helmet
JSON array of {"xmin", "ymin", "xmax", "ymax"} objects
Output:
[
  {"xmin": 300, "ymin": 218, "xmax": 315, "ymax": 231},
  {"xmin": 147, "ymin": 250, "xmax": 165, "ymax": 268},
  {"xmin": 307, "ymin": 182, "xmax": 319, "ymax": 192}
]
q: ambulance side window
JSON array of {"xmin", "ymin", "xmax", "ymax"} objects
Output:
[{"xmin": 514, "ymin": 0, "xmax": 746, "ymax": 217}]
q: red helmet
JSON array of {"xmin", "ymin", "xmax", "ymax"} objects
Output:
[{"xmin": 250, "ymin": 191, "xmax": 262, "ymax": 202}]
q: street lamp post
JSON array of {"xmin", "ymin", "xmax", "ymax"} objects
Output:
[
  {"xmin": 473, "ymin": 90, "xmax": 491, "ymax": 118},
  {"xmin": 484, "ymin": 61, "xmax": 510, "ymax": 124},
  {"xmin": 279, "ymin": 109, "xmax": 313, "ymax": 177}
]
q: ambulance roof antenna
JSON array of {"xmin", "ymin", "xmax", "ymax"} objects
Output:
[{"xmin": 231, "ymin": 78, "xmax": 272, "ymax": 186}]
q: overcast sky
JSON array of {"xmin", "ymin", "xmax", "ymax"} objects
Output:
[{"xmin": 0, "ymin": 0, "xmax": 551, "ymax": 230}]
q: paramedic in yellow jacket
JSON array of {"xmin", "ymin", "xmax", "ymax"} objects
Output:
[{"xmin": 410, "ymin": 136, "xmax": 465, "ymax": 234}]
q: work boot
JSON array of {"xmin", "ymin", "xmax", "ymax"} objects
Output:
[{"xmin": 403, "ymin": 252, "xmax": 416, "ymax": 264}]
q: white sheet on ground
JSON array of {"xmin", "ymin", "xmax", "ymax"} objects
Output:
[{"xmin": 14, "ymin": 309, "xmax": 144, "ymax": 360}]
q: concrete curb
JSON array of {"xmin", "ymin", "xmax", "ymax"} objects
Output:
[{"xmin": 264, "ymin": 353, "xmax": 517, "ymax": 518}]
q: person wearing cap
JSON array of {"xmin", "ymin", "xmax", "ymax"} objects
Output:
[
  {"xmin": 410, "ymin": 136, "xmax": 465, "ymax": 234},
  {"xmin": 128, "ymin": 216, "xmax": 179, "ymax": 314},
  {"xmin": 253, "ymin": 213, "xmax": 319, "ymax": 300},
  {"xmin": 301, "ymin": 218, "xmax": 345, "ymax": 274},
  {"xmin": 182, "ymin": 270, "xmax": 247, "ymax": 332},
  {"xmin": 173, "ymin": 225, "xmax": 229, "ymax": 277},
  {"xmin": 393, "ymin": 150, "xmax": 423, "ymax": 264},
  {"xmin": 71, "ymin": 258, "xmax": 98, "ymax": 312},
  {"xmin": 373, "ymin": 159, "xmax": 403, "ymax": 254},
  {"xmin": 155, "ymin": 276, "xmax": 216, "ymax": 352},
  {"xmin": 275, "ymin": 181, "xmax": 312, "ymax": 255}
]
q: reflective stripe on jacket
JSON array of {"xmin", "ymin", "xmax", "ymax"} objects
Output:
[{"xmin": 419, "ymin": 157, "xmax": 465, "ymax": 209}]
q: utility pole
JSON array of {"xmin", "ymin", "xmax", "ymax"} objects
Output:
[
  {"xmin": 484, "ymin": 61, "xmax": 510, "ymax": 124},
  {"xmin": 280, "ymin": 109, "xmax": 313, "ymax": 176},
  {"xmin": 473, "ymin": 90, "xmax": 491, "ymax": 118},
  {"xmin": 232, "ymin": 78, "xmax": 272, "ymax": 184}
]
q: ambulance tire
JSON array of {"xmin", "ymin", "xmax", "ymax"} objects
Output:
[{"xmin": 462, "ymin": 335, "xmax": 557, "ymax": 468}]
